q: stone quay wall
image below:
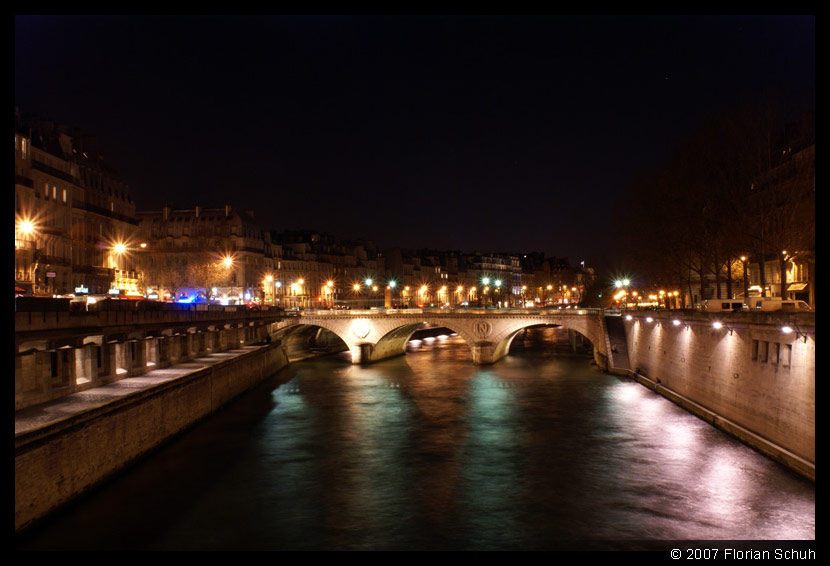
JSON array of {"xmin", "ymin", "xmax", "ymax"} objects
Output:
[
  {"xmin": 617, "ymin": 311, "xmax": 815, "ymax": 480},
  {"xmin": 14, "ymin": 343, "xmax": 289, "ymax": 533}
]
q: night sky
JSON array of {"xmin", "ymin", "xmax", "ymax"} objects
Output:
[{"xmin": 14, "ymin": 15, "xmax": 815, "ymax": 269}]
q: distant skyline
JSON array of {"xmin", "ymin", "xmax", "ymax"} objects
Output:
[{"xmin": 15, "ymin": 15, "xmax": 815, "ymax": 269}]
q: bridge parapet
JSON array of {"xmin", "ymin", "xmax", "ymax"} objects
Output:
[{"xmin": 287, "ymin": 307, "xmax": 603, "ymax": 317}]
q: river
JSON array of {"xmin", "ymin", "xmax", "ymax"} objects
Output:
[{"xmin": 16, "ymin": 327, "xmax": 815, "ymax": 550}]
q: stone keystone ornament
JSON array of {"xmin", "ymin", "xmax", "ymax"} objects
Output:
[
  {"xmin": 351, "ymin": 319, "xmax": 371, "ymax": 339},
  {"xmin": 472, "ymin": 321, "xmax": 492, "ymax": 338}
]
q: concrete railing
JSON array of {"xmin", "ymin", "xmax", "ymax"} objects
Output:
[{"xmin": 15, "ymin": 307, "xmax": 285, "ymax": 334}]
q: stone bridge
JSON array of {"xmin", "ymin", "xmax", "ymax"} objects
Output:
[{"xmin": 271, "ymin": 308, "xmax": 610, "ymax": 366}]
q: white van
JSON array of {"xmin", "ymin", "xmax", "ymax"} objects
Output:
[
  {"xmin": 747, "ymin": 297, "xmax": 811, "ymax": 312},
  {"xmin": 703, "ymin": 299, "xmax": 746, "ymax": 312}
]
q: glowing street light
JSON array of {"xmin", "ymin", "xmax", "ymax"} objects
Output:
[{"xmin": 17, "ymin": 218, "xmax": 36, "ymax": 236}]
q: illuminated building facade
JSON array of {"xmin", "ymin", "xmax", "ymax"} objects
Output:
[
  {"xmin": 14, "ymin": 109, "xmax": 140, "ymax": 296},
  {"xmin": 135, "ymin": 206, "xmax": 280, "ymax": 303}
]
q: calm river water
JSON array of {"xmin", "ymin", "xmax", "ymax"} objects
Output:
[{"xmin": 16, "ymin": 328, "xmax": 815, "ymax": 551}]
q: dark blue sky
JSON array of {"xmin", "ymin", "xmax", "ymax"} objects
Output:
[{"xmin": 14, "ymin": 15, "xmax": 815, "ymax": 268}]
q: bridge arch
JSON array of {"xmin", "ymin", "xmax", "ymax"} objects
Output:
[
  {"xmin": 278, "ymin": 311, "xmax": 608, "ymax": 366},
  {"xmin": 271, "ymin": 322, "xmax": 350, "ymax": 362}
]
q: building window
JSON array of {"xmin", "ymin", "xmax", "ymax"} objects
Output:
[
  {"xmin": 44, "ymin": 182, "xmax": 49, "ymax": 198},
  {"xmin": 751, "ymin": 340, "xmax": 759, "ymax": 361},
  {"xmin": 771, "ymin": 343, "xmax": 780, "ymax": 365},
  {"xmin": 62, "ymin": 189, "xmax": 67, "ymax": 203},
  {"xmin": 760, "ymin": 341, "xmax": 769, "ymax": 363},
  {"xmin": 782, "ymin": 344, "xmax": 793, "ymax": 369},
  {"xmin": 53, "ymin": 185, "xmax": 57, "ymax": 199}
]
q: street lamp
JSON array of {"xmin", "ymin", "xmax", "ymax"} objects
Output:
[
  {"xmin": 264, "ymin": 274, "xmax": 273, "ymax": 304},
  {"xmin": 740, "ymin": 255, "xmax": 749, "ymax": 302},
  {"xmin": 17, "ymin": 217, "xmax": 37, "ymax": 240},
  {"xmin": 388, "ymin": 280, "xmax": 396, "ymax": 308},
  {"xmin": 614, "ymin": 279, "xmax": 632, "ymax": 308}
]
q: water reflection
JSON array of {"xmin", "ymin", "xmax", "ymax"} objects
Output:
[{"xmin": 16, "ymin": 328, "xmax": 814, "ymax": 550}]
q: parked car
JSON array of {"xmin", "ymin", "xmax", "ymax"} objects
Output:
[
  {"xmin": 702, "ymin": 299, "xmax": 746, "ymax": 312},
  {"xmin": 746, "ymin": 297, "xmax": 811, "ymax": 312}
]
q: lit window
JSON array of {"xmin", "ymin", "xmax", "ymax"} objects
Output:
[{"xmin": 62, "ymin": 189, "xmax": 67, "ymax": 203}]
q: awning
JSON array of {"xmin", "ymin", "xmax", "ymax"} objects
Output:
[{"xmin": 787, "ymin": 282, "xmax": 809, "ymax": 292}]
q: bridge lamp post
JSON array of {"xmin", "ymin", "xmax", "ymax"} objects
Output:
[
  {"xmin": 297, "ymin": 278, "xmax": 305, "ymax": 308},
  {"xmin": 614, "ymin": 279, "xmax": 631, "ymax": 309},
  {"xmin": 363, "ymin": 279, "xmax": 373, "ymax": 308},
  {"xmin": 109, "ymin": 241, "xmax": 131, "ymax": 294},
  {"xmin": 388, "ymin": 280, "xmax": 396, "ymax": 308},
  {"xmin": 325, "ymin": 280, "xmax": 334, "ymax": 308},
  {"xmin": 264, "ymin": 275, "xmax": 273, "ymax": 304},
  {"xmin": 494, "ymin": 280, "xmax": 502, "ymax": 308},
  {"xmin": 352, "ymin": 283, "xmax": 361, "ymax": 308}
]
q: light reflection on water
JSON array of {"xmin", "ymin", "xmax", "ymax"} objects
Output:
[{"xmin": 16, "ymin": 328, "xmax": 814, "ymax": 550}]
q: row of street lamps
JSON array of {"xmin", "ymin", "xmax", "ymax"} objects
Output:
[{"xmin": 626, "ymin": 314, "xmax": 808, "ymax": 342}]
